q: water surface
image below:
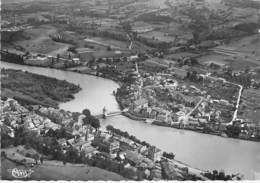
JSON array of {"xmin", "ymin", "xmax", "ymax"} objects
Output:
[{"xmin": 2, "ymin": 61, "xmax": 260, "ymax": 179}]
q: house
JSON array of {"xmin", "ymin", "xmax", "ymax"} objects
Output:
[
  {"xmin": 125, "ymin": 150, "xmax": 143, "ymax": 166},
  {"xmin": 219, "ymin": 99, "xmax": 231, "ymax": 106},
  {"xmin": 168, "ymin": 46, "xmax": 185, "ymax": 54},
  {"xmin": 153, "ymin": 108, "xmax": 172, "ymax": 123},
  {"xmin": 81, "ymin": 143, "xmax": 97, "ymax": 158},
  {"xmin": 25, "ymin": 55, "xmax": 52, "ymax": 66},
  {"xmin": 182, "ymin": 95, "xmax": 198, "ymax": 107},
  {"xmin": 149, "ymin": 109, "xmax": 157, "ymax": 119},
  {"xmin": 30, "ymin": 105, "xmax": 41, "ymax": 111},
  {"xmin": 176, "ymin": 111, "xmax": 186, "ymax": 117},
  {"xmin": 198, "ymin": 118, "xmax": 208, "ymax": 124},
  {"xmin": 125, "ymin": 150, "xmax": 154, "ymax": 169},
  {"xmin": 92, "ymin": 136, "xmax": 120, "ymax": 155},
  {"xmin": 84, "ymin": 127, "xmax": 95, "ymax": 142},
  {"xmin": 205, "ymin": 61, "xmax": 226, "ymax": 70},
  {"xmin": 55, "ymin": 14, "xmax": 69, "ymax": 24},
  {"xmin": 57, "ymin": 138, "xmax": 69, "ymax": 149},
  {"xmin": 147, "ymin": 146, "xmax": 162, "ymax": 162},
  {"xmin": 171, "ymin": 113, "xmax": 179, "ymax": 122},
  {"xmin": 138, "ymin": 145, "xmax": 148, "ymax": 154},
  {"xmin": 72, "ymin": 58, "xmax": 80, "ymax": 64},
  {"xmin": 160, "ymin": 160, "xmax": 180, "ymax": 180},
  {"xmin": 132, "ymin": 98, "xmax": 148, "ymax": 111},
  {"xmin": 72, "ymin": 121, "xmax": 83, "ymax": 136},
  {"xmin": 127, "ymin": 55, "xmax": 139, "ymax": 62}
]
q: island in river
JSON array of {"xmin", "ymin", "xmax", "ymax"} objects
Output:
[{"xmin": 1, "ymin": 68, "xmax": 81, "ymax": 108}]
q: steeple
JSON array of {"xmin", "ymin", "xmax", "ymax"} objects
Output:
[
  {"xmin": 103, "ymin": 106, "xmax": 107, "ymax": 119},
  {"xmin": 135, "ymin": 62, "xmax": 139, "ymax": 73}
]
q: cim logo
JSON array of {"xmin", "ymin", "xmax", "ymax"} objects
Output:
[{"xmin": 8, "ymin": 168, "xmax": 34, "ymax": 179}]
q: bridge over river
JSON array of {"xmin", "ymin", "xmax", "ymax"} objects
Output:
[
  {"xmin": 94, "ymin": 111, "xmax": 122, "ymax": 119},
  {"xmin": 2, "ymin": 61, "xmax": 259, "ymax": 180}
]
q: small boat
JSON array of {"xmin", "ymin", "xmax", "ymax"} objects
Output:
[{"xmin": 145, "ymin": 119, "xmax": 154, "ymax": 124}]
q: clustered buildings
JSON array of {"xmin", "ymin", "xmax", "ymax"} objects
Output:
[{"xmin": 1, "ymin": 97, "xmax": 194, "ymax": 180}]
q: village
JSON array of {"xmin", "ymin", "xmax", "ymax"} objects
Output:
[
  {"xmin": 115, "ymin": 59, "xmax": 260, "ymax": 141},
  {"xmin": 2, "ymin": 97, "xmax": 235, "ymax": 181}
]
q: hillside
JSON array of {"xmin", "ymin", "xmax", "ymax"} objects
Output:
[{"xmin": 2, "ymin": 158, "xmax": 126, "ymax": 181}]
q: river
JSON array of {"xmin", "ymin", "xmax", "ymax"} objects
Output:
[{"xmin": 1, "ymin": 61, "xmax": 260, "ymax": 180}]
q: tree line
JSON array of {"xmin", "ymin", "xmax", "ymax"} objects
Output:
[{"xmin": 106, "ymin": 125, "xmax": 151, "ymax": 147}]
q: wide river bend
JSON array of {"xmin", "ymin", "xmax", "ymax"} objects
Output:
[{"xmin": 1, "ymin": 61, "xmax": 260, "ymax": 180}]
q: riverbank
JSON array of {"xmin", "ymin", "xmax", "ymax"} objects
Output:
[
  {"xmin": 1, "ymin": 61, "xmax": 259, "ymax": 179},
  {"xmin": 67, "ymin": 67, "xmax": 124, "ymax": 87},
  {"xmin": 1, "ymin": 68, "xmax": 81, "ymax": 108},
  {"xmin": 2, "ymin": 60, "xmax": 259, "ymax": 142},
  {"xmin": 122, "ymin": 112, "xmax": 226, "ymax": 137},
  {"xmin": 122, "ymin": 111, "xmax": 260, "ymax": 142},
  {"xmin": 0, "ymin": 98, "xmax": 211, "ymax": 181}
]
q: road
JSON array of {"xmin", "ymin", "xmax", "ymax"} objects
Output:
[
  {"xmin": 126, "ymin": 33, "xmax": 133, "ymax": 50},
  {"xmin": 186, "ymin": 97, "xmax": 204, "ymax": 117},
  {"xmin": 201, "ymin": 74, "xmax": 243, "ymax": 125}
]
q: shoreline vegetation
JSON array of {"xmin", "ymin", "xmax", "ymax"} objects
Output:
[
  {"xmin": 122, "ymin": 111, "xmax": 260, "ymax": 142},
  {"xmin": 0, "ymin": 97, "xmax": 240, "ymax": 180},
  {"xmin": 1, "ymin": 68, "xmax": 81, "ymax": 108},
  {"xmin": 1, "ymin": 60, "xmax": 259, "ymax": 142},
  {"xmin": 0, "ymin": 63, "xmax": 244, "ymax": 180}
]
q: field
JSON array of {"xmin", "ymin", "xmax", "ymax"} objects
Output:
[
  {"xmin": 1, "ymin": 158, "xmax": 126, "ymax": 181},
  {"xmin": 85, "ymin": 37, "xmax": 129, "ymax": 50},
  {"xmin": 197, "ymin": 33, "xmax": 260, "ymax": 72},
  {"xmin": 227, "ymin": 35, "xmax": 260, "ymax": 57},
  {"xmin": 14, "ymin": 25, "xmax": 71, "ymax": 56},
  {"xmin": 238, "ymin": 89, "xmax": 260, "ymax": 125},
  {"xmin": 197, "ymin": 52, "xmax": 259, "ymax": 71},
  {"xmin": 1, "ymin": 69, "xmax": 81, "ymax": 107},
  {"xmin": 139, "ymin": 31, "xmax": 176, "ymax": 43},
  {"xmin": 1, "ymin": 145, "xmax": 127, "ymax": 181}
]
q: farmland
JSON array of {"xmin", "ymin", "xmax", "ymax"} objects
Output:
[
  {"xmin": 3, "ymin": 25, "xmax": 72, "ymax": 57},
  {"xmin": 238, "ymin": 89, "xmax": 260, "ymax": 124}
]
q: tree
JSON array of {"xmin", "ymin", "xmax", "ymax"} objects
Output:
[
  {"xmin": 82, "ymin": 109, "xmax": 91, "ymax": 118},
  {"xmin": 72, "ymin": 112, "xmax": 80, "ymax": 121},
  {"xmin": 226, "ymin": 125, "xmax": 241, "ymax": 137},
  {"xmin": 57, "ymin": 54, "xmax": 60, "ymax": 61},
  {"xmin": 67, "ymin": 46, "xmax": 77, "ymax": 54},
  {"xmin": 89, "ymin": 116, "xmax": 100, "ymax": 130},
  {"xmin": 224, "ymin": 66, "xmax": 233, "ymax": 77},
  {"xmin": 244, "ymin": 65, "xmax": 250, "ymax": 73},
  {"xmin": 106, "ymin": 125, "xmax": 114, "ymax": 132},
  {"xmin": 121, "ymin": 21, "xmax": 132, "ymax": 32}
]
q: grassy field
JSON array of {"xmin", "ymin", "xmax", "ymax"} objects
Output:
[
  {"xmin": 139, "ymin": 30, "xmax": 176, "ymax": 43},
  {"xmin": 1, "ymin": 69, "xmax": 81, "ymax": 107},
  {"xmin": 1, "ymin": 146, "xmax": 126, "ymax": 181},
  {"xmin": 14, "ymin": 25, "xmax": 71, "ymax": 56},
  {"xmin": 227, "ymin": 35, "xmax": 260, "ymax": 57},
  {"xmin": 238, "ymin": 89, "xmax": 260, "ymax": 124},
  {"xmin": 1, "ymin": 158, "xmax": 126, "ymax": 181},
  {"xmin": 198, "ymin": 34, "xmax": 260, "ymax": 70},
  {"xmin": 197, "ymin": 52, "xmax": 259, "ymax": 71},
  {"xmin": 86, "ymin": 37, "xmax": 129, "ymax": 50}
]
